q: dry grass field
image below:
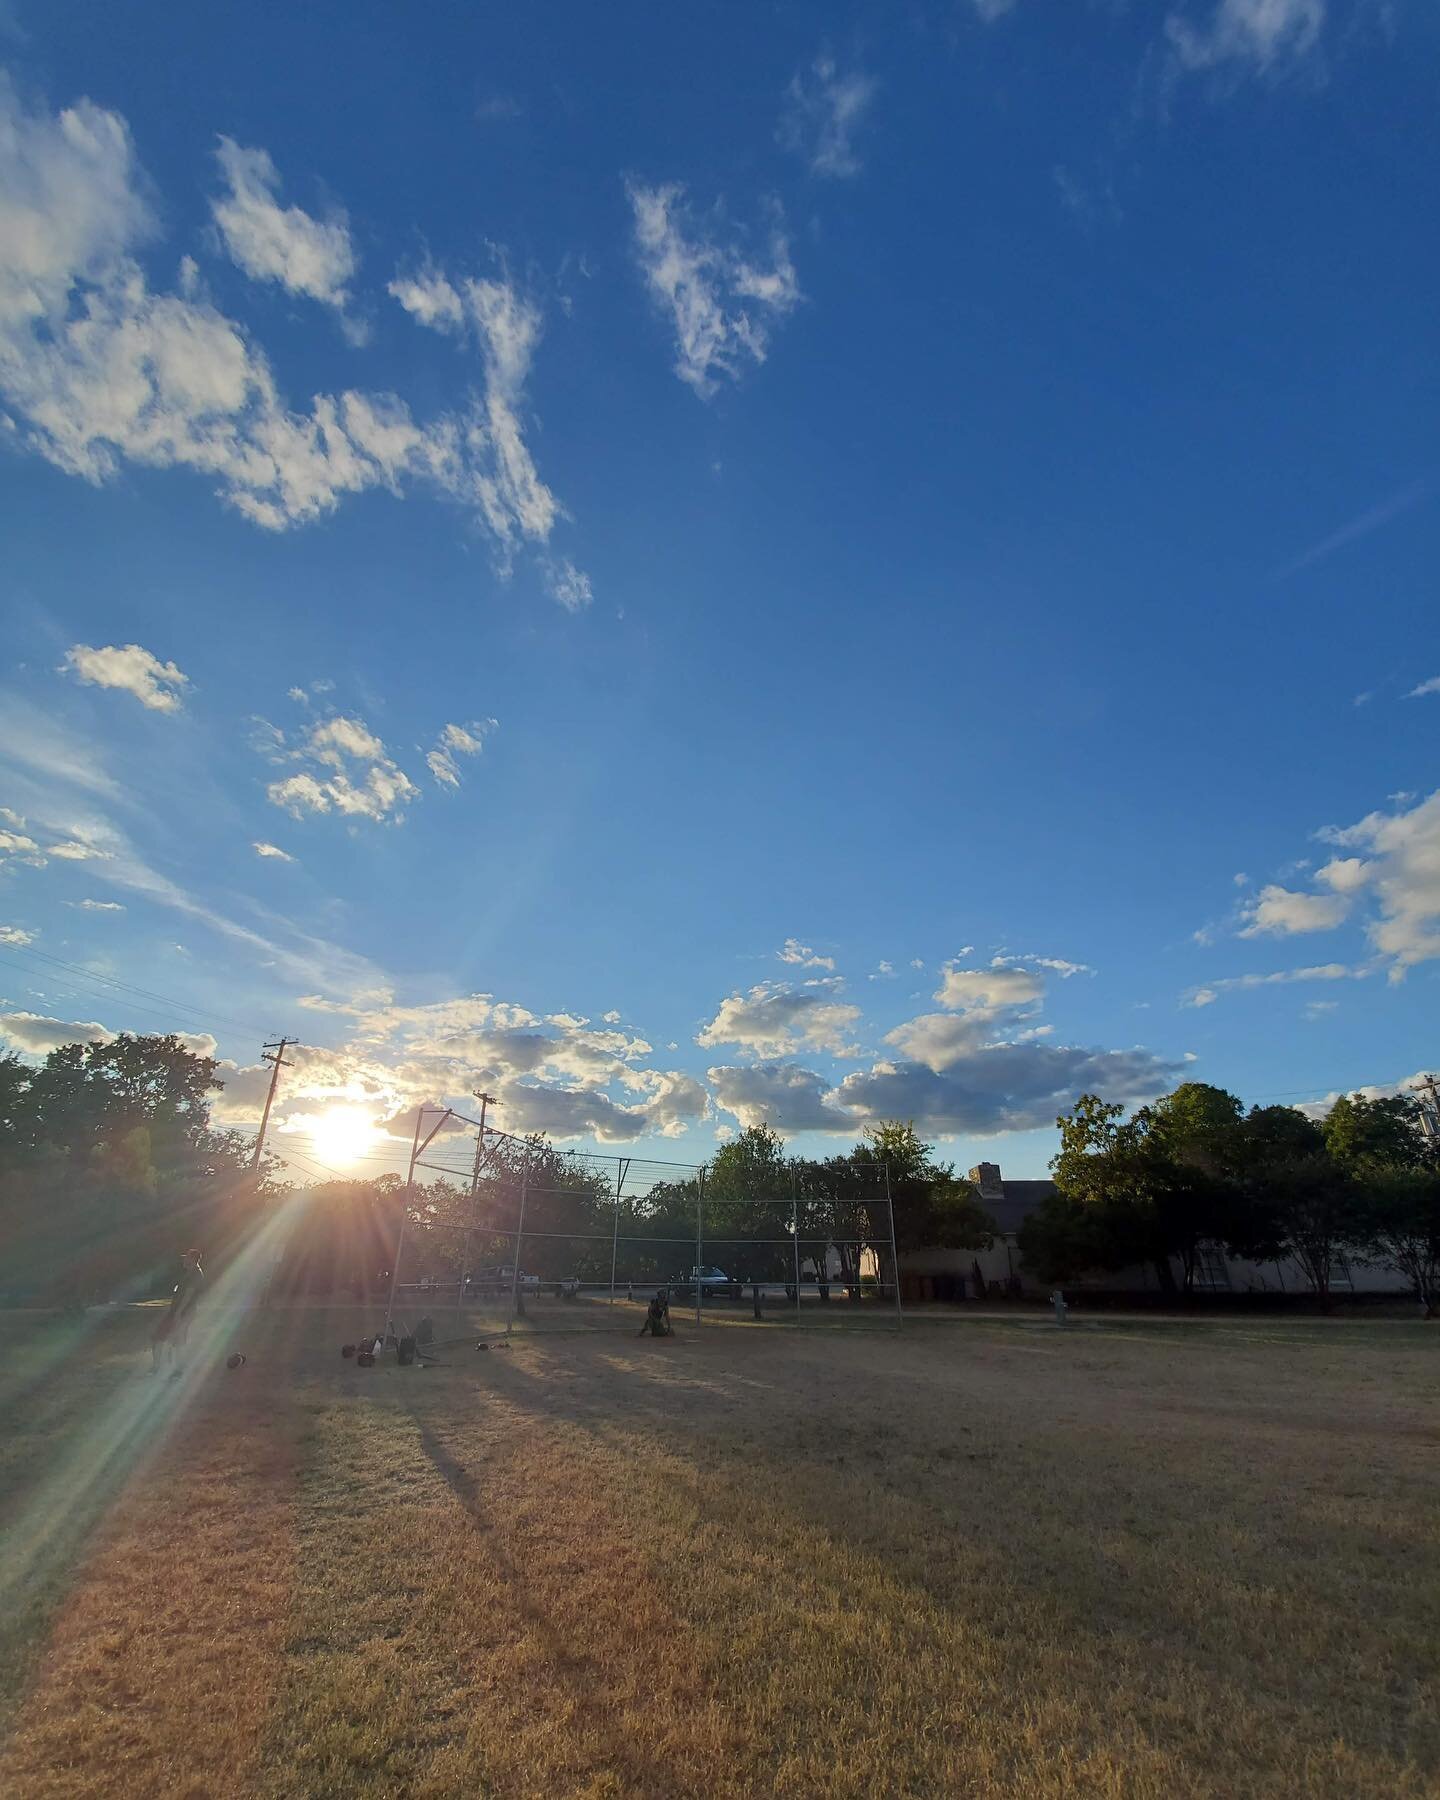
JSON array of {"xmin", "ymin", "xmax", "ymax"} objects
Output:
[{"xmin": 0, "ymin": 1301, "xmax": 1436, "ymax": 1798}]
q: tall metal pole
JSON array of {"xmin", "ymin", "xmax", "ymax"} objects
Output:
[
  {"xmin": 792, "ymin": 1169, "xmax": 801, "ymax": 1327},
  {"xmin": 884, "ymin": 1158, "xmax": 904, "ymax": 1327},
  {"xmin": 694, "ymin": 1166, "xmax": 705, "ymax": 1328},
  {"xmin": 507, "ymin": 1152, "xmax": 530, "ymax": 1337},
  {"xmin": 385, "ymin": 1104, "xmax": 427, "ymax": 1343},
  {"xmin": 460, "ymin": 1092, "xmax": 496, "ymax": 1303},
  {"xmin": 250, "ymin": 1037, "xmax": 293, "ymax": 1169},
  {"xmin": 609, "ymin": 1156, "xmax": 629, "ymax": 1306}
]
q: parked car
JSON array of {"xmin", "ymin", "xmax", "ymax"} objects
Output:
[
  {"xmin": 668, "ymin": 1265, "xmax": 742, "ymax": 1299},
  {"xmin": 465, "ymin": 1265, "xmax": 541, "ymax": 1296}
]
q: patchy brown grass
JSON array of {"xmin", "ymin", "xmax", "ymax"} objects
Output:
[{"xmin": 1, "ymin": 1304, "xmax": 1437, "ymax": 1797}]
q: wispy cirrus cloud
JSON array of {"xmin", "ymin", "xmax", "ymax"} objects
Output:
[
  {"xmin": 1164, "ymin": 0, "xmax": 1326, "ymax": 81},
  {"xmin": 627, "ymin": 181, "xmax": 801, "ymax": 397},
  {"xmin": 1184, "ymin": 961, "xmax": 1365, "ymax": 1008},
  {"xmin": 780, "ymin": 54, "xmax": 877, "ymax": 179},
  {"xmin": 1274, "ymin": 475, "xmax": 1433, "ymax": 580}
]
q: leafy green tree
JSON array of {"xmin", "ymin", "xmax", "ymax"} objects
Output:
[
  {"xmin": 1322, "ymin": 1092, "xmax": 1430, "ymax": 1175},
  {"xmin": 1237, "ymin": 1107, "xmax": 1361, "ymax": 1308},
  {"xmin": 1320, "ymin": 1092, "xmax": 1439, "ymax": 1311},
  {"xmin": 844, "ymin": 1122, "xmax": 993, "ymax": 1258},
  {"xmin": 1358, "ymin": 1169, "xmax": 1440, "ymax": 1315},
  {"xmin": 0, "ymin": 1033, "xmax": 275, "ymax": 1302}
]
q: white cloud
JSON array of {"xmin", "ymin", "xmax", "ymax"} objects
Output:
[
  {"xmin": 387, "ymin": 266, "xmax": 465, "ymax": 333},
  {"xmin": 0, "ymin": 828, "xmax": 42, "ymax": 859},
  {"xmin": 707, "ymin": 1035, "xmax": 1182, "ymax": 1138},
  {"xmin": 0, "ymin": 924, "xmax": 34, "ymax": 944},
  {"xmin": 66, "ymin": 898, "xmax": 124, "ymax": 911},
  {"xmin": 933, "ymin": 963, "xmax": 1044, "ymax": 1013},
  {"xmin": 1296, "ymin": 1069, "xmax": 1438, "ymax": 1122},
  {"xmin": 780, "ymin": 55, "xmax": 876, "ymax": 179},
  {"xmin": 1238, "ymin": 883, "xmax": 1350, "ymax": 937},
  {"xmin": 252, "ymin": 841, "xmax": 294, "ymax": 861},
  {"xmin": 234, "ymin": 989, "xmax": 706, "ymax": 1149},
  {"xmin": 0, "ymin": 1011, "xmax": 113, "ymax": 1054},
  {"xmin": 48, "ymin": 840, "xmax": 108, "ymax": 861},
  {"xmin": 1165, "ymin": 0, "xmax": 1325, "ymax": 79},
  {"xmin": 991, "ymin": 952, "xmax": 1093, "ymax": 979},
  {"xmin": 388, "ymin": 262, "xmax": 585, "ymax": 584},
  {"xmin": 264, "ymin": 713, "xmax": 419, "ymax": 825},
  {"xmin": 0, "ymin": 81, "xmax": 578, "ymax": 577},
  {"xmin": 544, "ymin": 558, "xmax": 593, "ymax": 612},
  {"xmin": 696, "ymin": 983, "xmax": 860, "ymax": 1058},
  {"xmin": 1406, "ymin": 677, "xmax": 1440, "ymax": 700},
  {"xmin": 1315, "ymin": 856, "xmax": 1372, "ymax": 894},
  {"xmin": 427, "ymin": 719, "xmax": 496, "ymax": 789},
  {"xmin": 1182, "ymin": 962, "xmax": 1363, "ymax": 1006},
  {"xmin": 776, "ymin": 937, "xmax": 834, "ymax": 972},
  {"xmin": 1320, "ymin": 789, "xmax": 1440, "ymax": 975},
  {"xmin": 211, "ymin": 138, "xmax": 358, "ymax": 322},
  {"xmin": 627, "ymin": 182, "xmax": 801, "ymax": 397},
  {"xmin": 62, "ymin": 642, "xmax": 188, "ymax": 711},
  {"xmin": 700, "ymin": 958, "xmax": 1181, "ymax": 1137}
]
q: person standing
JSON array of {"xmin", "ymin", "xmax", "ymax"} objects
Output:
[{"xmin": 151, "ymin": 1247, "xmax": 205, "ymax": 1375}]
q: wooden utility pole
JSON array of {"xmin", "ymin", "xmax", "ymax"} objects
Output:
[
  {"xmin": 1415, "ymin": 1072, "xmax": 1440, "ymax": 1140},
  {"xmin": 250, "ymin": 1037, "xmax": 293, "ymax": 1169}
]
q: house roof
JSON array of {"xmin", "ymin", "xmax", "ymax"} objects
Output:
[{"xmin": 985, "ymin": 1179, "xmax": 1055, "ymax": 1236}]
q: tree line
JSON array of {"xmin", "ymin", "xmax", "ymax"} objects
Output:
[
  {"xmin": 1019, "ymin": 1082, "xmax": 1440, "ymax": 1310},
  {"xmin": 0, "ymin": 1032, "xmax": 993, "ymax": 1301},
  {"xmin": 5, "ymin": 1033, "xmax": 1431, "ymax": 1310},
  {"xmin": 282, "ymin": 1119, "xmax": 996, "ymax": 1296}
]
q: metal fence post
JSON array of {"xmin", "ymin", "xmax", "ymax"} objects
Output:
[
  {"xmin": 884, "ymin": 1158, "xmax": 903, "ymax": 1327},
  {"xmin": 792, "ymin": 1170, "xmax": 801, "ymax": 1327},
  {"xmin": 507, "ymin": 1155, "xmax": 530, "ymax": 1337},
  {"xmin": 609, "ymin": 1157, "xmax": 628, "ymax": 1306},
  {"xmin": 694, "ymin": 1165, "xmax": 705, "ymax": 1328}
]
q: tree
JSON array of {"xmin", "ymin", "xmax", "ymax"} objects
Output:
[
  {"xmin": 1238, "ymin": 1107, "xmax": 1360, "ymax": 1309},
  {"xmin": 1043, "ymin": 1087, "xmax": 1245, "ymax": 1296},
  {"xmin": 844, "ymin": 1122, "xmax": 993, "ymax": 1259},
  {"xmin": 1322, "ymin": 1092, "xmax": 1430, "ymax": 1175},
  {"xmin": 1321, "ymin": 1092, "xmax": 1440, "ymax": 1311},
  {"xmin": 0, "ymin": 1032, "xmax": 276, "ymax": 1302}
]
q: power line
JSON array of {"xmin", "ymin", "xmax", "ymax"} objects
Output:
[{"xmin": 0, "ymin": 943, "xmax": 276, "ymax": 1040}]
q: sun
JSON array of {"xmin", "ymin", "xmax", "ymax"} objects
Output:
[{"xmin": 306, "ymin": 1106, "xmax": 380, "ymax": 1167}]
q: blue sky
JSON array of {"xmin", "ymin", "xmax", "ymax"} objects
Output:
[{"xmin": 0, "ymin": 0, "xmax": 1436, "ymax": 1181}]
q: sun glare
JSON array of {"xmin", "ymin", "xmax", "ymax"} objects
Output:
[{"xmin": 306, "ymin": 1106, "xmax": 380, "ymax": 1167}]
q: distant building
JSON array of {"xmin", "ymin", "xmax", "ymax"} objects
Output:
[{"xmin": 898, "ymin": 1161, "xmax": 1057, "ymax": 1298}]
